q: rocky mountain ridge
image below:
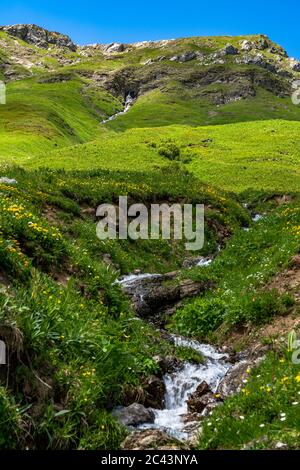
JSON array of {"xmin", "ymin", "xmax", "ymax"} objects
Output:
[
  {"xmin": 2, "ymin": 24, "xmax": 300, "ymax": 130},
  {"xmin": 0, "ymin": 23, "xmax": 76, "ymax": 51}
]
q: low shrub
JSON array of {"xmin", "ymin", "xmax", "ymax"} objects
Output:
[
  {"xmin": 158, "ymin": 142, "xmax": 180, "ymax": 161},
  {"xmin": 170, "ymin": 297, "xmax": 227, "ymax": 338}
]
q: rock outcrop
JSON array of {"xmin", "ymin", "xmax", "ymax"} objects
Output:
[
  {"xmin": 143, "ymin": 375, "xmax": 166, "ymax": 409},
  {"xmin": 240, "ymin": 40, "xmax": 253, "ymax": 52},
  {"xmin": 170, "ymin": 51, "xmax": 197, "ymax": 62},
  {"xmin": 121, "ymin": 429, "xmax": 185, "ymax": 450},
  {"xmin": 290, "ymin": 60, "xmax": 300, "ymax": 72},
  {"xmin": 0, "ymin": 24, "xmax": 76, "ymax": 51},
  {"xmin": 221, "ymin": 44, "xmax": 239, "ymax": 55},
  {"xmin": 217, "ymin": 356, "xmax": 264, "ymax": 398},
  {"xmin": 237, "ymin": 53, "xmax": 277, "ymax": 73},
  {"xmin": 103, "ymin": 42, "xmax": 126, "ymax": 53},
  {"xmin": 118, "ymin": 271, "xmax": 213, "ymax": 317},
  {"xmin": 187, "ymin": 381, "xmax": 216, "ymax": 413},
  {"xmin": 256, "ymin": 37, "xmax": 269, "ymax": 50}
]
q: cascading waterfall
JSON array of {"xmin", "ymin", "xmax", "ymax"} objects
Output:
[
  {"xmin": 116, "ymin": 272, "xmax": 162, "ymax": 286},
  {"xmin": 114, "ymin": 204, "xmax": 259, "ymax": 441},
  {"xmin": 115, "ymin": 264, "xmax": 231, "ymax": 440},
  {"xmin": 138, "ymin": 335, "xmax": 230, "ymax": 440},
  {"xmin": 252, "ymin": 213, "xmax": 264, "ymax": 222},
  {"xmin": 196, "ymin": 257, "xmax": 212, "ymax": 267},
  {"xmin": 101, "ymin": 93, "xmax": 135, "ymax": 124}
]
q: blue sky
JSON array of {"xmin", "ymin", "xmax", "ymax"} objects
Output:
[{"xmin": 1, "ymin": 0, "xmax": 300, "ymax": 58}]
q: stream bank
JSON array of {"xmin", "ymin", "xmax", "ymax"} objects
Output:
[
  {"xmin": 112, "ymin": 213, "xmax": 268, "ymax": 449},
  {"xmin": 114, "ymin": 268, "xmax": 264, "ymax": 449}
]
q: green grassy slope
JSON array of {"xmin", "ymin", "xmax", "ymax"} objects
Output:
[
  {"xmin": 0, "ymin": 166, "xmax": 247, "ymax": 449},
  {"xmin": 24, "ymin": 119, "xmax": 300, "ymax": 193},
  {"xmin": 0, "ymin": 75, "xmax": 123, "ymax": 162},
  {"xmin": 106, "ymin": 85, "xmax": 300, "ymax": 131}
]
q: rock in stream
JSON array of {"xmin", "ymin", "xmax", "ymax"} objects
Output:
[{"xmin": 116, "ymin": 271, "xmax": 213, "ymax": 318}]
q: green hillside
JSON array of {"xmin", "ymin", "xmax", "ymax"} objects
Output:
[
  {"xmin": 1, "ymin": 27, "xmax": 300, "ymax": 162},
  {"xmin": 1, "ymin": 24, "xmax": 300, "ymax": 451},
  {"xmin": 20, "ymin": 120, "xmax": 300, "ymax": 193}
]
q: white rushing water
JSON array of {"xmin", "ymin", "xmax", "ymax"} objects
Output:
[
  {"xmin": 115, "ymin": 272, "xmax": 162, "ymax": 287},
  {"xmin": 252, "ymin": 213, "xmax": 264, "ymax": 222},
  {"xmin": 196, "ymin": 257, "xmax": 213, "ymax": 267},
  {"xmin": 116, "ymin": 262, "xmax": 231, "ymax": 441},
  {"xmin": 139, "ymin": 335, "xmax": 230, "ymax": 440},
  {"xmin": 101, "ymin": 93, "xmax": 135, "ymax": 124},
  {"xmin": 243, "ymin": 213, "xmax": 264, "ymax": 229}
]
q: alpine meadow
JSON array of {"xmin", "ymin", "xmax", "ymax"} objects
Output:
[{"xmin": 1, "ymin": 22, "xmax": 300, "ymax": 451}]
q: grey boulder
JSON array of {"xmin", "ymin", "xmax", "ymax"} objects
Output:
[
  {"xmin": 112, "ymin": 403, "xmax": 155, "ymax": 426},
  {"xmin": 170, "ymin": 52, "xmax": 196, "ymax": 62},
  {"xmin": 240, "ymin": 40, "xmax": 253, "ymax": 52},
  {"xmin": 291, "ymin": 61, "xmax": 300, "ymax": 72},
  {"xmin": 221, "ymin": 44, "xmax": 239, "ymax": 55},
  {"xmin": 0, "ymin": 177, "xmax": 17, "ymax": 185},
  {"xmin": 104, "ymin": 42, "xmax": 126, "ymax": 53}
]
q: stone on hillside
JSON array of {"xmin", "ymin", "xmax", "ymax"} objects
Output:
[
  {"xmin": 119, "ymin": 271, "xmax": 213, "ymax": 317},
  {"xmin": 216, "ymin": 357, "xmax": 264, "ymax": 398},
  {"xmin": 187, "ymin": 391, "xmax": 215, "ymax": 413},
  {"xmin": 193, "ymin": 381, "xmax": 210, "ymax": 396},
  {"xmin": 269, "ymin": 45, "xmax": 288, "ymax": 57},
  {"xmin": 241, "ymin": 40, "xmax": 253, "ymax": 51},
  {"xmin": 217, "ymin": 361, "xmax": 250, "ymax": 397},
  {"xmin": 291, "ymin": 60, "xmax": 300, "ymax": 72},
  {"xmin": 243, "ymin": 435, "xmax": 269, "ymax": 449},
  {"xmin": 277, "ymin": 69, "xmax": 292, "ymax": 79},
  {"xmin": 104, "ymin": 42, "xmax": 126, "ymax": 53},
  {"xmin": 201, "ymin": 401, "xmax": 221, "ymax": 416},
  {"xmin": 142, "ymin": 59, "xmax": 153, "ymax": 65},
  {"xmin": 170, "ymin": 52, "xmax": 196, "ymax": 62},
  {"xmin": 102, "ymin": 253, "xmax": 115, "ymax": 267},
  {"xmin": 238, "ymin": 54, "xmax": 277, "ymax": 73},
  {"xmin": 0, "ymin": 177, "xmax": 17, "ymax": 185},
  {"xmin": 0, "ymin": 24, "xmax": 76, "ymax": 51},
  {"xmin": 256, "ymin": 37, "xmax": 269, "ymax": 50},
  {"xmin": 187, "ymin": 381, "xmax": 215, "ymax": 413},
  {"xmin": 153, "ymin": 354, "xmax": 181, "ymax": 374},
  {"xmin": 275, "ymin": 441, "xmax": 288, "ymax": 449},
  {"xmin": 221, "ymin": 44, "xmax": 239, "ymax": 55},
  {"xmin": 180, "ymin": 278, "xmax": 207, "ymax": 297},
  {"xmin": 112, "ymin": 403, "xmax": 154, "ymax": 427}
]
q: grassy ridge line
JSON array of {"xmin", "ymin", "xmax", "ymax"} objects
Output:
[
  {"xmin": 0, "ymin": 31, "xmax": 288, "ymax": 77},
  {"xmin": 106, "ymin": 88, "xmax": 300, "ymax": 130}
]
